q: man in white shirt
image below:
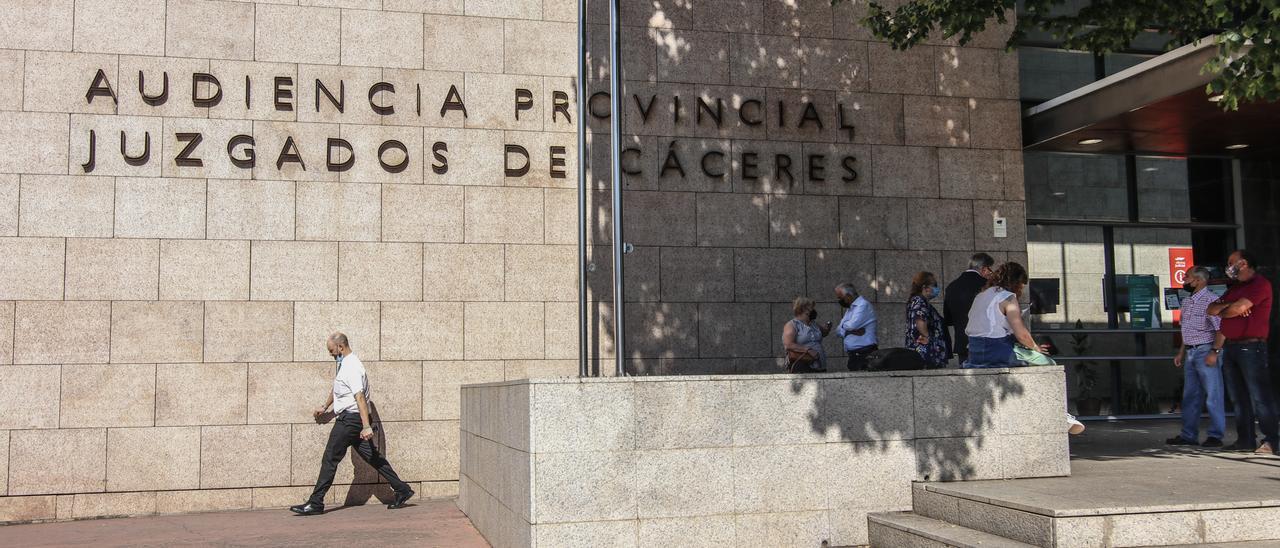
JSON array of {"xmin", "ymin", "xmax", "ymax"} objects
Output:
[
  {"xmin": 835, "ymin": 283, "xmax": 878, "ymax": 371},
  {"xmin": 290, "ymin": 333, "xmax": 414, "ymax": 515}
]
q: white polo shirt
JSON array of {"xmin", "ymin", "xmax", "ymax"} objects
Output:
[{"xmin": 333, "ymin": 353, "xmax": 371, "ymax": 414}]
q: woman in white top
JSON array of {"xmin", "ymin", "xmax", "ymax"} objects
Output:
[
  {"xmin": 963, "ymin": 262, "xmax": 1049, "ymax": 368},
  {"xmin": 961, "ymin": 262, "xmax": 1087, "ymax": 435}
]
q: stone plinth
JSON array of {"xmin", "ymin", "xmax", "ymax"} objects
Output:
[{"xmin": 458, "ymin": 367, "xmax": 1069, "ymax": 547}]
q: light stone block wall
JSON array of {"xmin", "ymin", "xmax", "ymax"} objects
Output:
[
  {"xmin": 0, "ymin": 0, "xmax": 579, "ymax": 522},
  {"xmin": 0, "ymin": 0, "xmax": 1028, "ymax": 523},
  {"xmin": 577, "ymin": 0, "xmax": 1027, "ymax": 375},
  {"xmin": 459, "ymin": 367, "xmax": 1069, "ymax": 547}
]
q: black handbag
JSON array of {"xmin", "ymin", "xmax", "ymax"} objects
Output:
[{"xmin": 868, "ymin": 347, "xmax": 927, "ymax": 371}]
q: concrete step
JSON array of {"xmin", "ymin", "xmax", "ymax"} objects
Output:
[
  {"xmin": 867, "ymin": 512, "xmax": 1037, "ymax": 548},
  {"xmin": 910, "ymin": 482, "xmax": 1280, "ymax": 547},
  {"xmin": 1160, "ymin": 543, "xmax": 1280, "ymax": 548}
]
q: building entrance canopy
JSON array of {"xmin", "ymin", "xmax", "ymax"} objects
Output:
[{"xmin": 1022, "ymin": 37, "xmax": 1277, "ymax": 158}]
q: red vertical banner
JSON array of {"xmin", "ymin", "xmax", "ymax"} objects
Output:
[{"xmin": 1168, "ymin": 247, "xmax": 1194, "ymax": 324}]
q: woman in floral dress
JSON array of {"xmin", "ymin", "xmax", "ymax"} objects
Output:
[{"xmin": 905, "ymin": 271, "xmax": 949, "ymax": 369}]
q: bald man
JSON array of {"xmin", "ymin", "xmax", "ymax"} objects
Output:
[{"xmin": 290, "ymin": 333, "xmax": 414, "ymax": 515}]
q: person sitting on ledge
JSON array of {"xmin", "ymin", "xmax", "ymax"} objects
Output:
[
  {"xmin": 782, "ymin": 297, "xmax": 831, "ymax": 373},
  {"xmin": 290, "ymin": 332, "xmax": 414, "ymax": 516},
  {"xmin": 961, "ymin": 262, "xmax": 1085, "ymax": 435},
  {"xmin": 962, "ymin": 262, "xmax": 1044, "ymax": 368}
]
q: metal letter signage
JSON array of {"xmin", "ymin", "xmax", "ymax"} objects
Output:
[{"xmin": 75, "ymin": 69, "xmax": 860, "ymax": 183}]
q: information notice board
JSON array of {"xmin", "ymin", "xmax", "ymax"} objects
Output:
[{"xmin": 1128, "ymin": 274, "xmax": 1161, "ymax": 329}]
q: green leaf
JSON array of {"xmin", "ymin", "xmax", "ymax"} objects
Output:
[{"xmin": 844, "ymin": 0, "xmax": 1278, "ymax": 110}]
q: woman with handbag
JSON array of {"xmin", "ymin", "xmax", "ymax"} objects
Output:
[{"xmin": 782, "ymin": 297, "xmax": 831, "ymax": 373}]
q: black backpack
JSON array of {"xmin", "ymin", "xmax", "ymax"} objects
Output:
[{"xmin": 867, "ymin": 347, "xmax": 927, "ymax": 371}]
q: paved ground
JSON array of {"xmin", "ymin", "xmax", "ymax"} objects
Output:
[
  {"xmin": 0, "ymin": 498, "xmax": 489, "ymax": 547},
  {"xmin": 924, "ymin": 417, "xmax": 1280, "ymax": 517},
  {"xmin": 0, "ymin": 418, "xmax": 1260, "ymax": 547},
  {"xmin": 1070, "ymin": 416, "xmax": 1233, "ymax": 458},
  {"xmin": 932, "ymin": 449, "xmax": 1280, "ymax": 517}
]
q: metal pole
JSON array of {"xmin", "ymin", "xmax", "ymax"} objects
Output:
[
  {"xmin": 1102, "ymin": 226, "xmax": 1122, "ymax": 413},
  {"xmin": 576, "ymin": 0, "xmax": 589, "ymax": 377},
  {"xmin": 1231, "ymin": 158, "xmax": 1245, "ymax": 249},
  {"xmin": 608, "ymin": 0, "xmax": 626, "ymax": 376}
]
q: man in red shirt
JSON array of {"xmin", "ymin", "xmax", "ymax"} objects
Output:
[{"xmin": 1208, "ymin": 250, "xmax": 1277, "ymax": 454}]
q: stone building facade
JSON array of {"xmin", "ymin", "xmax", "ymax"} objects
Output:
[
  {"xmin": 585, "ymin": 1, "xmax": 1027, "ymax": 376},
  {"xmin": 0, "ymin": 0, "xmax": 1025, "ymax": 524}
]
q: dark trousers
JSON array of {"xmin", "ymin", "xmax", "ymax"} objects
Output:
[
  {"xmin": 847, "ymin": 345, "xmax": 877, "ymax": 371},
  {"xmin": 1222, "ymin": 341, "xmax": 1280, "ymax": 448},
  {"xmin": 307, "ymin": 413, "xmax": 411, "ymax": 505}
]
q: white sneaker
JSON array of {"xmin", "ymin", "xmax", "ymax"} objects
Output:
[{"xmin": 1067, "ymin": 414, "xmax": 1086, "ymax": 435}]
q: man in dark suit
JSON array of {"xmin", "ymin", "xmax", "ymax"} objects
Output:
[{"xmin": 943, "ymin": 253, "xmax": 995, "ymax": 365}]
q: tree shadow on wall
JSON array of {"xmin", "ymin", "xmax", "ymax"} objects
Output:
[
  {"xmin": 792, "ymin": 371, "xmax": 1026, "ymax": 481},
  {"xmin": 576, "ymin": 0, "xmax": 989, "ymax": 378}
]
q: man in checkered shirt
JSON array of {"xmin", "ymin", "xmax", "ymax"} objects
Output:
[{"xmin": 1167, "ymin": 266, "xmax": 1225, "ymax": 447}]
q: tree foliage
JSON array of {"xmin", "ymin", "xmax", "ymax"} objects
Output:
[{"xmin": 833, "ymin": 0, "xmax": 1280, "ymax": 110}]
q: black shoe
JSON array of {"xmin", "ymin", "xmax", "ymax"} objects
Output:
[
  {"xmin": 388, "ymin": 489, "xmax": 414, "ymax": 509},
  {"xmin": 1202, "ymin": 437, "xmax": 1224, "ymax": 447},
  {"xmin": 1224, "ymin": 441, "xmax": 1256, "ymax": 452},
  {"xmin": 1165, "ymin": 436, "xmax": 1198, "ymax": 446},
  {"xmin": 289, "ymin": 502, "xmax": 324, "ymax": 516}
]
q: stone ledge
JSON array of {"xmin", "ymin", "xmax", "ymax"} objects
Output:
[
  {"xmin": 461, "ymin": 367, "xmax": 1069, "ymax": 547},
  {"xmin": 461, "ymin": 366, "xmax": 1066, "ymax": 388},
  {"xmin": 921, "ymin": 480, "xmax": 1280, "ymax": 518}
]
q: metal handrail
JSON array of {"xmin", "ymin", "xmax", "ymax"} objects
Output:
[
  {"xmin": 1033, "ymin": 328, "xmax": 1179, "ymax": 334},
  {"xmin": 608, "ymin": 0, "xmax": 626, "ymax": 377},
  {"xmin": 1052, "ymin": 355, "xmax": 1174, "ymax": 362},
  {"xmin": 1026, "ymin": 217, "xmax": 1240, "ymax": 230},
  {"xmin": 575, "ymin": 0, "xmax": 589, "ymax": 377}
]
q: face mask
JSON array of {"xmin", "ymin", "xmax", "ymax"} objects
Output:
[
  {"xmin": 1227, "ymin": 262, "xmax": 1241, "ymax": 280},
  {"xmin": 928, "ymin": 286, "xmax": 941, "ymax": 299},
  {"xmin": 808, "ymin": 309, "xmax": 817, "ymax": 321}
]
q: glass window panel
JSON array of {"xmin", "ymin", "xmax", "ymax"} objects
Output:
[
  {"xmin": 1025, "ymin": 152, "xmax": 1128, "ymax": 221},
  {"xmin": 1027, "ymin": 224, "xmax": 1112, "ymax": 415},
  {"xmin": 1240, "ymin": 159, "xmax": 1280, "ymax": 282},
  {"xmin": 1017, "ymin": 0, "xmax": 1090, "ymax": 20},
  {"xmin": 1019, "ymin": 48, "xmax": 1096, "ymax": 102},
  {"xmin": 1128, "ymin": 31, "xmax": 1178, "ymax": 53},
  {"xmin": 1135, "ymin": 157, "xmax": 1190, "ymax": 222},
  {"xmin": 1065, "ymin": 360, "xmax": 1113, "ymax": 416},
  {"xmin": 1027, "ymin": 224, "xmax": 1108, "ymax": 328},
  {"xmin": 1104, "ymin": 52, "xmax": 1156, "ymax": 76},
  {"xmin": 1114, "ymin": 227, "xmax": 1193, "ymax": 327},
  {"xmin": 1188, "ymin": 158, "xmax": 1233, "ymax": 224},
  {"xmin": 1116, "ymin": 361, "xmax": 1180, "ymax": 415}
]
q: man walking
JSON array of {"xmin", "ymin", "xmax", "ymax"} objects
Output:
[
  {"xmin": 290, "ymin": 333, "xmax": 415, "ymax": 515},
  {"xmin": 1166, "ymin": 266, "xmax": 1226, "ymax": 447},
  {"xmin": 1208, "ymin": 250, "xmax": 1278, "ymax": 454},
  {"xmin": 835, "ymin": 283, "xmax": 878, "ymax": 371},
  {"xmin": 944, "ymin": 253, "xmax": 995, "ymax": 365}
]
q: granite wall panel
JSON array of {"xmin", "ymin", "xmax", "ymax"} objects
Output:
[
  {"xmin": 0, "ymin": 0, "xmax": 1024, "ymax": 519},
  {"xmin": 462, "ymin": 368, "xmax": 1063, "ymax": 547}
]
